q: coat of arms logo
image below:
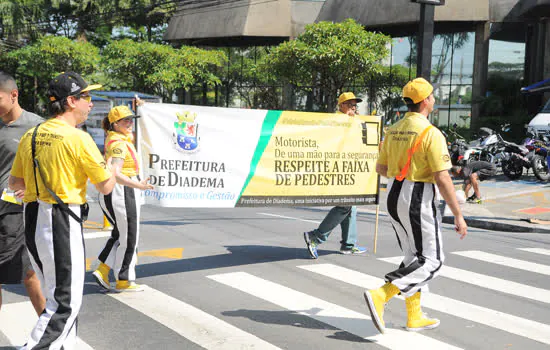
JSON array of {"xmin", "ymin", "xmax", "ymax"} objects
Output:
[{"xmin": 173, "ymin": 111, "xmax": 199, "ymax": 152}]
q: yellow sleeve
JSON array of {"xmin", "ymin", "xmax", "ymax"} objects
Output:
[
  {"xmin": 107, "ymin": 140, "xmax": 128, "ymax": 160},
  {"xmin": 425, "ymin": 128, "xmax": 452, "ymax": 173},
  {"xmin": 377, "ymin": 138, "xmax": 388, "ymax": 165},
  {"xmin": 79, "ymin": 133, "xmax": 112, "ymax": 184},
  {"xmin": 10, "ymin": 131, "xmax": 31, "ymax": 178},
  {"xmin": 10, "ymin": 147, "xmax": 25, "ymax": 178}
]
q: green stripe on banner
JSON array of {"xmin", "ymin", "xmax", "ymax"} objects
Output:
[{"xmin": 237, "ymin": 110, "xmax": 282, "ymax": 201}]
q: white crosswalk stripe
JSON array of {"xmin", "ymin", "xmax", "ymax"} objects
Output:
[
  {"xmin": 298, "ymin": 263, "xmax": 550, "ymax": 345},
  {"xmin": 0, "ymin": 301, "xmax": 94, "ymax": 349},
  {"xmin": 379, "ymin": 256, "xmax": 550, "ymax": 304},
  {"xmin": 452, "ymin": 250, "xmax": 550, "ymax": 275},
  {"xmin": 108, "ymin": 285, "xmax": 281, "ymax": 350},
  {"xmin": 208, "ymin": 271, "xmax": 463, "ymax": 350},
  {"xmin": 2, "ymin": 247, "xmax": 550, "ymax": 349},
  {"xmin": 518, "ymin": 247, "xmax": 550, "ymax": 256}
]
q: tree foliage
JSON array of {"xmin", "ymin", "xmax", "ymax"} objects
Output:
[
  {"xmin": 1, "ymin": 35, "xmax": 100, "ymax": 112},
  {"xmin": 221, "ymin": 47, "xmax": 282, "ymax": 110},
  {"xmin": 101, "ymin": 39, "xmax": 226, "ymax": 101},
  {"xmin": 263, "ymin": 19, "xmax": 391, "ymax": 112},
  {"xmin": 0, "ymin": 0, "xmax": 176, "ymax": 43}
]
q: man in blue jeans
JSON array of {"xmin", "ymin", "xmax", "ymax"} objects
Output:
[{"xmin": 303, "ymin": 92, "xmax": 367, "ymax": 259}]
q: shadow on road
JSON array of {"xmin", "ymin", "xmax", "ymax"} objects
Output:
[
  {"xmin": 133, "ymin": 245, "xmax": 336, "ymax": 279},
  {"xmin": 221, "ymin": 308, "xmax": 372, "ymax": 343},
  {"xmin": 80, "ymin": 245, "xmax": 337, "ymax": 292}
]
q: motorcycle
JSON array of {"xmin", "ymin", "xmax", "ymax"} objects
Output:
[
  {"xmin": 486, "ymin": 132, "xmax": 531, "ymax": 180},
  {"xmin": 447, "ymin": 126, "xmax": 469, "ymax": 165},
  {"xmin": 463, "ymin": 127, "xmax": 499, "ymax": 164},
  {"xmin": 527, "ymin": 130, "xmax": 550, "ymax": 181}
]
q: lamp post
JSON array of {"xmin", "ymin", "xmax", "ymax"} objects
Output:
[{"xmin": 411, "ymin": 0, "xmax": 445, "ymax": 80}]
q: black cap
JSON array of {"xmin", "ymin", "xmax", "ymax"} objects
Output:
[{"xmin": 47, "ymin": 72, "xmax": 102, "ymax": 102}]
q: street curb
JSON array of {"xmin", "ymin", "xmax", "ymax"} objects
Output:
[{"xmin": 442, "ymin": 216, "xmax": 550, "ymax": 234}]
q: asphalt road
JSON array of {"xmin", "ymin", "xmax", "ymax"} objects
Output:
[{"xmin": 2, "ymin": 205, "xmax": 550, "ymax": 349}]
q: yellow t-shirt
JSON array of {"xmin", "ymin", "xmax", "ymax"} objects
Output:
[
  {"xmin": 378, "ymin": 112, "xmax": 451, "ymax": 184},
  {"xmin": 104, "ymin": 131, "xmax": 139, "ymax": 177},
  {"xmin": 11, "ymin": 118, "xmax": 112, "ymax": 204}
]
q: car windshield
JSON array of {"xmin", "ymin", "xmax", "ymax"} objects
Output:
[{"xmin": 541, "ymin": 99, "xmax": 550, "ymax": 112}]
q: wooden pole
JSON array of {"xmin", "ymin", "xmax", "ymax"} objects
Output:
[{"xmin": 374, "ymin": 204, "xmax": 380, "ymax": 254}]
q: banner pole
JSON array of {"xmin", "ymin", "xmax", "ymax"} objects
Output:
[{"xmin": 374, "ymin": 204, "xmax": 380, "ymax": 254}]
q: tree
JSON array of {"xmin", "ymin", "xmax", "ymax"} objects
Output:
[
  {"xmin": 0, "ymin": 0, "xmax": 177, "ymax": 44},
  {"xmin": 359, "ymin": 64, "xmax": 411, "ymax": 123},
  {"xmin": 1, "ymin": 35, "xmax": 100, "ymax": 113},
  {"xmin": 101, "ymin": 39, "xmax": 226, "ymax": 101},
  {"xmin": 263, "ymin": 19, "xmax": 391, "ymax": 112},
  {"xmin": 220, "ymin": 47, "xmax": 282, "ymax": 109},
  {"xmin": 0, "ymin": 0, "xmax": 45, "ymax": 41}
]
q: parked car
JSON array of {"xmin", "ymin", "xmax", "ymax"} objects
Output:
[{"xmin": 528, "ymin": 99, "xmax": 550, "ymax": 135}]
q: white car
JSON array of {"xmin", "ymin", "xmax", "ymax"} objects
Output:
[{"xmin": 528, "ymin": 99, "xmax": 550, "ymax": 135}]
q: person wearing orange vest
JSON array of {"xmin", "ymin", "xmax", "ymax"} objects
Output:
[
  {"xmin": 92, "ymin": 105, "xmax": 153, "ymax": 292},
  {"xmin": 364, "ymin": 78, "xmax": 467, "ymax": 334},
  {"xmin": 303, "ymin": 92, "xmax": 366, "ymax": 258}
]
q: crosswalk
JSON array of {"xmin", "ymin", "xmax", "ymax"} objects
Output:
[{"xmin": 1, "ymin": 247, "xmax": 549, "ymax": 349}]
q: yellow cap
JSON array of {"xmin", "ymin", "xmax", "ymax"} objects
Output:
[
  {"xmin": 402, "ymin": 78, "xmax": 434, "ymax": 104},
  {"xmin": 338, "ymin": 92, "xmax": 363, "ymax": 105},
  {"xmin": 108, "ymin": 105, "xmax": 137, "ymax": 124}
]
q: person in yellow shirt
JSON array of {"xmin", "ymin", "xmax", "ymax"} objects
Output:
[
  {"xmin": 8, "ymin": 72, "xmax": 120, "ymax": 350},
  {"xmin": 303, "ymin": 92, "xmax": 366, "ymax": 258},
  {"xmin": 363, "ymin": 78, "xmax": 467, "ymax": 334},
  {"xmin": 92, "ymin": 105, "xmax": 153, "ymax": 293}
]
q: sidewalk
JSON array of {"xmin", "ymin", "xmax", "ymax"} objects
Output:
[{"xmin": 374, "ymin": 174, "xmax": 550, "ymax": 234}]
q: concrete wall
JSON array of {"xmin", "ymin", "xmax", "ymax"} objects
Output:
[
  {"xmin": 316, "ymin": 0, "xmax": 489, "ymax": 26},
  {"xmin": 291, "ymin": 1, "xmax": 325, "ymax": 37},
  {"xmin": 165, "ymin": 0, "xmax": 292, "ymax": 41}
]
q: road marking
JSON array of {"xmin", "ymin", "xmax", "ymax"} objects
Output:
[
  {"xmin": 484, "ymin": 187, "xmax": 550, "ymax": 201},
  {"xmin": 208, "ymin": 272, "xmax": 462, "ymax": 350},
  {"xmin": 258, "ymin": 208, "xmax": 388, "ymax": 221},
  {"xmin": 83, "ymin": 220, "xmax": 103, "ymax": 229},
  {"xmin": 138, "ymin": 248, "xmax": 184, "ymax": 259},
  {"xmin": 515, "ymin": 207, "xmax": 550, "ymax": 215},
  {"xmin": 257, "ymin": 212, "xmax": 321, "ymax": 224},
  {"xmin": 298, "ymin": 263, "xmax": 550, "ymax": 345},
  {"xmin": 108, "ymin": 285, "xmax": 280, "ymax": 350},
  {"xmin": 84, "ymin": 231, "xmax": 112, "ymax": 240},
  {"xmin": 452, "ymin": 250, "xmax": 550, "ymax": 276},
  {"xmin": 85, "ymin": 248, "xmax": 184, "ymax": 271},
  {"xmin": 0, "ymin": 301, "xmax": 93, "ymax": 349},
  {"xmin": 518, "ymin": 248, "xmax": 550, "ymax": 256},
  {"xmin": 380, "ymin": 256, "xmax": 550, "ymax": 304}
]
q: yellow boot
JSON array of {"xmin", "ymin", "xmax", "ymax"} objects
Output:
[
  {"xmin": 363, "ymin": 282, "xmax": 400, "ymax": 334},
  {"xmin": 92, "ymin": 262, "xmax": 111, "ymax": 290},
  {"xmin": 405, "ymin": 292, "xmax": 440, "ymax": 332}
]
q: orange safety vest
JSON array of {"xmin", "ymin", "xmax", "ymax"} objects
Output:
[
  {"xmin": 105, "ymin": 139, "xmax": 139, "ymax": 173},
  {"xmin": 395, "ymin": 125, "xmax": 433, "ymax": 181}
]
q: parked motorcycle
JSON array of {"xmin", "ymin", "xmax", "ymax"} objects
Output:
[
  {"xmin": 463, "ymin": 127, "xmax": 499, "ymax": 164},
  {"xmin": 487, "ymin": 132, "xmax": 531, "ymax": 180},
  {"xmin": 527, "ymin": 130, "xmax": 550, "ymax": 181},
  {"xmin": 447, "ymin": 126, "xmax": 469, "ymax": 165}
]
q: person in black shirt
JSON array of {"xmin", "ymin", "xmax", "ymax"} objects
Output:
[{"xmin": 451, "ymin": 161, "xmax": 497, "ymax": 204}]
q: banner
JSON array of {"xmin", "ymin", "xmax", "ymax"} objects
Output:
[{"xmin": 137, "ymin": 104, "xmax": 381, "ymax": 208}]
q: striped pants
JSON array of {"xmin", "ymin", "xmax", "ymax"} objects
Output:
[
  {"xmin": 98, "ymin": 182, "xmax": 140, "ymax": 281},
  {"xmin": 385, "ymin": 178, "xmax": 445, "ymax": 297},
  {"xmin": 23, "ymin": 200, "xmax": 85, "ymax": 350}
]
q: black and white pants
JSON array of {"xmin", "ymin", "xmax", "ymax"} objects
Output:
[
  {"xmin": 98, "ymin": 181, "xmax": 140, "ymax": 281},
  {"xmin": 385, "ymin": 178, "xmax": 445, "ymax": 297},
  {"xmin": 23, "ymin": 200, "xmax": 85, "ymax": 350}
]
